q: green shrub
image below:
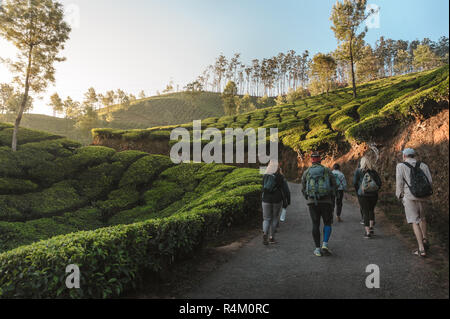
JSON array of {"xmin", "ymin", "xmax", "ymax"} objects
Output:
[
  {"xmin": 0, "ymin": 127, "xmax": 60, "ymax": 147},
  {"xmin": 75, "ymin": 163, "xmax": 124, "ymax": 200},
  {"xmin": 58, "ymin": 146, "xmax": 116, "ymax": 176},
  {"xmin": 0, "ymin": 178, "xmax": 38, "ymax": 195},
  {"xmin": 119, "ymin": 155, "xmax": 174, "ymax": 187},
  {"xmin": 143, "ymin": 180, "xmax": 185, "ymax": 211},
  {"xmin": 331, "ymin": 116, "xmax": 355, "ymax": 132},
  {"xmin": 24, "ymin": 181, "xmax": 86, "ymax": 219},
  {"xmin": 345, "ymin": 115, "xmax": 397, "ymax": 142},
  {"xmin": 0, "ymin": 208, "xmax": 103, "ymax": 253},
  {"xmin": 97, "ymin": 186, "xmax": 141, "ymax": 220},
  {"xmin": 159, "ymin": 162, "xmax": 204, "ymax": 192}
]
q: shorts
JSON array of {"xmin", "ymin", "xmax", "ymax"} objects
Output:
[{"xmin": 403, "ymin": 198, "xmax": 428, "ymax": 224}]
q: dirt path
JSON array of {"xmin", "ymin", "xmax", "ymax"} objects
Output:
[{"xmin": 183, "ymin": 183, "xmax": 448, "ymax": 299}]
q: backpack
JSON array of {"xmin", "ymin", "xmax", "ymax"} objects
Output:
[
  {"xmin": 360, "ymin": 170, "xmax": 379, "ymax": 195},
  {"xmin": 263, "ymin": 174, "xmax": 279, "ymax": 194},
  {"xmin": 403, "ymin": 162, "xmax": 433, "ymax": 198},
  {"xmin": 305, "ymin": 165, "xmax": 332, "ymax": 204},
  {"xmin": 333, "ymin": 171, "xmax": 343, "ymax": 190}
]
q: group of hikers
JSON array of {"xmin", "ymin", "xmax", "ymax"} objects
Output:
[{"xmin": 262, "ymin": 148, "xmax": 433, "ymax": 258}]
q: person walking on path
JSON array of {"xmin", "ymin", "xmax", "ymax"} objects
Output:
[
  {"xmin": 301, "ymin": 152, "xmax": 337, "ymax": 257},
  {"xmin": 274, "ymin": 166, "xmax": 291, "ymax": 232},
  {"xmin": 396, "ymin": 148, "xmax": 433, "ymax": 257},
  {"xmin": 262, "ymin": 160, "xmax": 291, "ymax": 245},
  {"xmin": 331, "ymin": 164, "xmax": 347, "ymax": 222},
  {"xmin": 353, "ymin": 156, "xmax": 382, "ymax": 239}
]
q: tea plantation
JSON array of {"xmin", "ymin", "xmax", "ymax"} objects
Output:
[
  {"xmin": 0, "ymin": 124, "xmax": 262, "ymax": 298},
  {"xmin": 93, "ymin": 66, "xmax": 449, "ymax": 153}
]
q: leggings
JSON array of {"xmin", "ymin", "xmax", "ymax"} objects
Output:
[
  {"xmin": 358, "ymin": 195, "xmax": 378, "ymax": 227},
  {"xmin": 262, "ymin": 201, "xmax": 282, "ymax": 237},
  {"xmin": 333, "ymin": 190, "xmax": 344, "ymax": 217},
  {"xmin": 308, "ymin": 203, "xmax": 333, "ymax": 248}
]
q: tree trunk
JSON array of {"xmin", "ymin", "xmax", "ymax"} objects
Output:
[
  {"xmin": 349, "ymin": 39, "xmax": 357, "ymax": 98},
  {"xmin": 12, "ymin": 46, "xmax": 33, "ymax": 152}
]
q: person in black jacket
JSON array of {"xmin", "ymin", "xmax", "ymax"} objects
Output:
[
  {"xmin": 262, "ymin": 160, "xmax": 291, "ymax": 245},
  {"xmin": 353, "ymin": 156, "xmax": 382, "ymax": 239}
]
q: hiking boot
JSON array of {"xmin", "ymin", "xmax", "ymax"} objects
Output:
[
  {"xmin": 337, "ymin": 216, "xmax": 343, "ymax": 222},
  {"xmin": 269, "ymin": 236, "xmax": 276, "ymax": 244},
  {"xmin": 364, "ymin": 232, "xmax": 372, "ymax": 239},
  {"xmin": 321, "ymin": 243, "xmax": 331, "ymax": 256},
  {"xmin": 313, "ymin": 248, "xmax": 322, "ymax": 257},
  {"xmin": 263, "ymin": 234, "xmax": 268, "ymax": 245},
  {"xmin": 369, "ymin": 227, "xmax": 374, "ymax": 236}
]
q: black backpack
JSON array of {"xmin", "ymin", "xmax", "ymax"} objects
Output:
[{"xmin": 403, "ymin": 161, "xmax": 433, "ymax": 198}]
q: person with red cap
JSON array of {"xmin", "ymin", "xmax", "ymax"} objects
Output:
[{"xmin": 301, "ymin": 152, "xmax": 337, "ymax": 257}]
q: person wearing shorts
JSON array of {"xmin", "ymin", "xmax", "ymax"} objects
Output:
[{"xmin": 396, "ymin": 148, "xmax": 433, "ymax": 257}]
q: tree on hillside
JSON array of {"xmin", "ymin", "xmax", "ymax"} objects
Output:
[
  {"xmin": 185, "ymin": 80, "xmax": 203, "ymax": 93},
  {"xmin": 162, "ymin": 82, "xmax": 174, "ymax": 94},
  {"xmin": 102, "ymin": 90, "xmax": 115, "ymax": 113},
  {"xmin": 222, "ymin": 81, "xmax": 238, "ymax": 116},
  {"xmin": 275, "ymin": 94, "xmax": 286, "ymax": 106},
  {"xmin": 3, "ymin": 92, "xmax": 33, "ymax": 114},
  {"xmin": 356, "ymin": 45, "xmax": 379, "ymax": 83},
  {"xmin": 236, "ymin": 94, "xmax": 256, "ymax": 114},
  {"xmin": 330, "ymin": 0, "xmax": 376, "ymax": 98},
  {"xmin": 309, "ymin": 53, "xmax": 337, "ymax": 95},
  {"xmin": 0, "ymin": 0, "xmax": 71, "ymax": 151},
  {"xmin": 0, "ymin": 83, "xmax": 15, "ymax": 114},
  {"xmin": 257, "ymin": 94, "xmax": 273, "ymax": 108},
  {"xmin": 286, "ymin": 87, "xmax": 308, "ymax": 104},
  {"xmin": 213, "ymin": 55, "xmax": 228, "ymax": 92},
  {"xmin": 138, "ymin": 90, "xmax": 146, "ymax": 99},
  {"xmin": 413, "ymin": 45, "xmax": 444, "ymax": 71},
  {"xmin": 129, "ymin": 94, "xmax": 136, "ymax": 102},
  {"xmin": 63, "ymin": 96, "xmax": 81, "ymax": 120},
  {"xmin": 75, "ymin": 103, "xmax": 100, "ymax": 137},
  {"xmin": 84, "ymin": 87, "xmax": 98, "ymax": 110},
  {"xmin": 49, "ymin": 92, "xmax": 64, "ymax": 117},
  {"xmin": 334, "ymin": 36, "xmax": 365, "ymax": 83},
  {"xmin": 434, "ymin": 36, "xmax": 449, "ymax": 63},
  {"xmin": 116, "ymin": 89, "xmax": 126, "ymax": 104},
  {"xmin": 394, "ymin": 49, "xmax": 412, "ymax": 75}
]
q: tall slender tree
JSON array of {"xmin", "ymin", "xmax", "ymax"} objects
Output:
[
  {"xmin": 330, "ymin": 0, "xmax": 375, "ymax": 98},
  {"xmin": 0, "ymin": 0, "xmax": 71, "ymax": 151},
  {"xmin": 49, "ymin": 92, "xmax": 63, "ymax": 116}
]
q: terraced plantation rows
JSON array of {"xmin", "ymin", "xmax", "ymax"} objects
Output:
[
  {"xmin": 0, "ymin": 124, "xmax": 262, "ymax": 298},
  {"xmin": 93, "ymin": 66, "xmax": 449, "ymax": 155}
]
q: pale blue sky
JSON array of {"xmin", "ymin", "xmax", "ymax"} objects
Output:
[{"xmin": 0, "ymin": 0, "xmax": 448, "ymax": 115}]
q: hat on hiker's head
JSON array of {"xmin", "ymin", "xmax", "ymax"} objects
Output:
[
  {"xmin": 402, "ymin": 148, "xmax": 415, "ymax": 157},
  {"xmin": 311, "ymin": 152, "xmax": 321, "ymax": 163}
]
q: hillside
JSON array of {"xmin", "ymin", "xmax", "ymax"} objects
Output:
[
  {"xmin": 93, "ymin": 66, "xmax": 449, "ymax": 247},
  {"xmin": 0, "ymin": 124, "xmax": 262, "ymax": 298},
  {"xmin": 0, "ymin": 113, "xmax": 88, "ymax": 144},
  {"xmin": 97, "ymin": 92, "xmax": 226, "ymax": 129}
]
